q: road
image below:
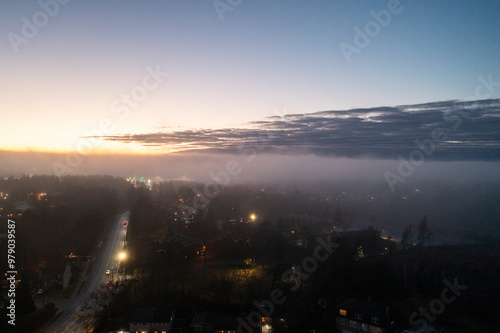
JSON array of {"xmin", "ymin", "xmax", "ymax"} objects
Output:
[{"xmin": 44, "ymin": 211, "xmax": 129, "ymax": 333}]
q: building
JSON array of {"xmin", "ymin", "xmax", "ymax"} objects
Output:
[
  {"xmin": 403, "ymin": 323, "xmax": 459, "ymax": 333},
  {"xmin": 129, "ymin": 309, "xmax": 175, "ymax": 333},
  {"xmin": 190, "ymin": 312, "xmax": 240, "ymax": 332},
  {"xmin": 336, "ymin": 299, "xmax": 394, "ymax": 333},
  {"xmin": 42, "ymin": 262, "xmax": 72, "ymax": 291}
]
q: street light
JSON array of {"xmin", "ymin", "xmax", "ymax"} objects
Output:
[
  {"xmin": 118, "ymin": 251, "xmax": 127, "ymax": 281},
  {"xmin": 250, "ymin": 214, "xmax": 256, "ymax": 221}
]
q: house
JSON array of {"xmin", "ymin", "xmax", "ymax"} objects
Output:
[
  {"xmin": 336, "ymin": 299, "xmax": 394, "ymax": 333},
  {"xmin": 190, "ymin": 312, "xmax": 240, "ymax": 332},
  {"xmin": 129, "ymin": 308, "xmax": 175, "ymax": 333},
  {"xmin": 403, "ymin": 323, "xmax": 459, "ymax": 333},
  {"xmin": 42, "ymin": 262, "xmax": 72, "ymax": 291}
]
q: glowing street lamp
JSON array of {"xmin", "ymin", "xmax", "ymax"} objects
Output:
[
  {"xmin": 118, "ymin": 251, "xmax": 127, "ymax": 281},
  {"xmin": 250, "ymin": 214, "xmax": 256, "ymax": 221}
]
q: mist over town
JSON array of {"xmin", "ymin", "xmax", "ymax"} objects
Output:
[{"xmin": 1, "ymin": 1, "xmax": 500, "ymax": 332}]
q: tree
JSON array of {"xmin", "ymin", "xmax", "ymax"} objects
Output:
[
  {"xmin": 16, "ymin": 279, "xmax": 36, "ymax": 316},
  {"xmin": 198, "ymin": 208, "xmax": 218, "ymax": 268},
  {"xmin": 333, "ymin": 207, "xmax": 343, "ymax": 227},
  {"xmin": 366, "ymin": 225, "xmax": 381, "ymax": 255},
  {"xmin": 401, "ymin": 224, "xmax": 413, "ymax": 249},
  {"xmin": 417, "ymin": 215, "xmax": 431, "ymax": 246}
]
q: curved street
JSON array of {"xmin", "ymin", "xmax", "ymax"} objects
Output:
[{"xmin": 43, "ymin": 211, "xmax": 129, "ymax": 333}]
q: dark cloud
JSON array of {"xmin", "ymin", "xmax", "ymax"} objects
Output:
[{"xmin": 91, "ymin": 99, "xmax": 500, "ymax": 161}]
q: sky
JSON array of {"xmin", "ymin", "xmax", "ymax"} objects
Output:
[{"xmin": 1, "ymin": 0, "xmax": 499, "ymax": 180}]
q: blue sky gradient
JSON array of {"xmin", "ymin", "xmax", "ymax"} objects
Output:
[{"xmin": 1, "ymin": 0, "xmax": 499, "ymax": 154}]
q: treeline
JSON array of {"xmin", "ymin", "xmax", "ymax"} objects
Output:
[
  {"xmin": 0, "ymin": 175, "xmax": 130, "ymax": 269},
  {"xmin": 0, "ymin": 175, "xmax": 133, "ymax": 332}
]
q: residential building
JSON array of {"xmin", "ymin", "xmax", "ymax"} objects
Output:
[
  {"xmin": 190, "ymin": 312, "xmax": 240, "ymax": 332},
  {"xmin": 336, "ymin": 299, "xmax": 394, "ymax": 333},
  {"xmin": 129, "ymin": 308, "xmax": 175, "ymax": 333},
  {"xmin": 42, "ymin": 262, "xmax": 72, "ymax": 291}
]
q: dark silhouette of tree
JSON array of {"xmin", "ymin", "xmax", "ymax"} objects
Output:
[
  {"xmin": 401, "ymin": 224, "xmax": 413, "ymax": 249},
  {"xmin": 276, "ymin": 217, "xmax": 286, "ymax": 232},
  {"xmin": 417, "ymin": 215, "xmax": 431, "ymax": 246},
  {"xmin": 16, "ymin": 278, "xmax": 36, "ymax": 315},
  {"xmin": 191, "ymin": 208, "xmax": 219, "ymax": 268},
  {"xmin": 129, "ymin": 190, "xmax": 154, "ymax": 238},
  {"xmin": 333, "ymin": 207, "xmax": 343, "ymax": 227}
]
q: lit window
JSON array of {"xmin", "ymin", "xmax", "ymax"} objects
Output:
[{"xmin": 339, "ymin": 309, "xmax": 347, "ymax": 316}]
